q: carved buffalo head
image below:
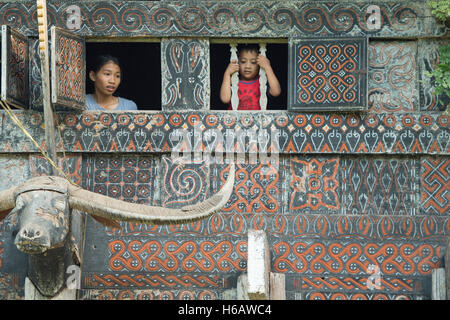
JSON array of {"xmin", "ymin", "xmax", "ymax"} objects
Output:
[{"xmin": 0, "ymin": 163, "xmax": 235, "ymax": 254}]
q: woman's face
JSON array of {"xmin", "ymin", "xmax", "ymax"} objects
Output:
[{"xmin": 89, "ymin": 61, "xmax": 121, "ymax": 96}]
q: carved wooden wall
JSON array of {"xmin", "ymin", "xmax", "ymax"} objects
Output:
[{"xmin": 0, "ymin": 0, "xmax": 448, "ymax": 300}]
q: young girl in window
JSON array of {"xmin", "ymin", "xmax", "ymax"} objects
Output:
[{"xmin": 220, "ymin": 44, "xmax": 281, "ymax": 110}]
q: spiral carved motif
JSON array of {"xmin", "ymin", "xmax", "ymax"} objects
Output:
[{"xmin": 0, "ymin": 2, "xmax": 432, "ymax": 37}]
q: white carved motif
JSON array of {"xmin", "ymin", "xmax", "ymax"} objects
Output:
[
  {"xmin": 259, "ymin": 43, "xmax": 268, "ymax": 111},
  {"xmin": 230, "ymin": 44, "xmax": 239, "ymax": 111}
]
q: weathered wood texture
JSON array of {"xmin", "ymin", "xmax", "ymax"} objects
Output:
[
  {"xmin": 0, "ymin": 156, "xmax": 30, "ymax": 299},
  {"xmin": 25, "ymin": 277, "xmax": 76, "ymax": 300},
  {"xmin": 446, "ymin": 237, "xmax": 450, "ymax": 300},
  {"xmin": 1, "ymin": 25, "xmax": 29, "ymax": 108},
  {"xmin": 289, "ymin": 37, "xmax": 368, "ymax": 111},
  {"xmin": 161, "ymin": 38, "xmax": 210, "ymax": 111},
  {"xmin": 0, "ymin": 0, "xmax": 448, "ymax": 301},
  {"xmin": 270, "ymin": 272, "xmax": 285, "ymax": 300},
  {"xmin": 0, "ymin": 111, "xmax": 448, "ymax": 155},
  {"xmin": 0, "ymin": 1, "xmax": 445, "ymax": 38},
  {"xmin": 431, "ymin": 268, "xmax": 446, "ymax": 300},
  {"xmin": 75, "ymin": 153, "xmax": 448, "ymax": 300},
  {"xmin": 247, "ymin": 229, "xmax": 270, "ymax": 299}
]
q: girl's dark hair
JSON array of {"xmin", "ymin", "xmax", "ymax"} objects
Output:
[
  {"xmin": 89, "ymin": 54, "xmax": 121, "ymax": 73},
  {"xmin": 237, "ymin": 44, "xmax": 260, "ymax": 57}
]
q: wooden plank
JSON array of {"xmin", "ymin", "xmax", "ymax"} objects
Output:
[
  {"xmin": 247, "ymin": 229, "xmax": 270, "ymax": 300},
  {"xmin": 1, "ymin": 25, "xmax": 29, "ymax": 109},
  {"xmin": 237, "ymin": 274, "xmax": 249, "ymax": 300},
  {"xmin": 445, "ymin": 237, "xmax": 450, "ymax": 300},
  {"xmin": 50, "ymin": 26, "xmax": 86, "ymax": 110},
  {"xmin": 269, "ymin": 272, "xmax": 286, "ymax": 300},
  {"xmin": 431, "ymin": 268, "xmax": 446, "ymax": 300},
  {"xmin": 36, "ymin": 0, "xmax": 57, "ymax": 174}
]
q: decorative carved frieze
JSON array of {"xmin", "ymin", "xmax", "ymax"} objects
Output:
[
  {"xmin": 0, "ymin": 1, "xmax": 444, "ymax": 38},
  {"xmin": 1, "ymin": 111, "xmax": 448, "ymax": 155}
]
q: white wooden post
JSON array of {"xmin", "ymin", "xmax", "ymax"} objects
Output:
[
  {"xmin": 230, "ymin": 43, "xmax": 239, "ymax": 111},
  {"xmin": 259, "ymin": 43, "xmax": 268, "ymax": 111},
  {"xmin": 270, "ymin": 272, "xmax": 286, "ymax": 300},
  {"xmin": 431, "ymin": 268, "xmax": 446, "ymax": 300},
  {"xmin": 445, "ymin": 237, "xmax": 450, "ymax": 299},
  {"xmin": 247, "ymin": 229, "xmax": 270, "ymax": 299}
]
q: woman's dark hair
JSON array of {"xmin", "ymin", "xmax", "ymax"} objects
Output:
[{"xmin": 89, "ymin": 54, "xmax": 121, "ymax": 73}]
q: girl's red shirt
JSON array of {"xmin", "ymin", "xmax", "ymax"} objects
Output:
[{"xmin": 228, "ymin": 77, "xmax": 261, "ymax": 110}]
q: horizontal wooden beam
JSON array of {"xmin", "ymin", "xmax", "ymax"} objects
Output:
[
  {"xmin": 0, "ymin": 1, "xmax": 445, "ymax": 39},
  {"xmin": 1, "ymin": 110, "xmax": 448, "ymax": 155}
]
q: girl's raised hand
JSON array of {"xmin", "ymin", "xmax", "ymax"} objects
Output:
[
  {"xmin": 257, "ymin": 54, "xmax": 271, "ymax": 70},
  {"xmin": 225, "ymin": 59, "xmax": 239, "ymax": 76}
]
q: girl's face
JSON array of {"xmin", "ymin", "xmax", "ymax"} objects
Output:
[
  {"xmin": 238, "ymin": 50, "xmax": 259, "ymax": 81},
  {"xmin": 89, "ymin": 61, "xmax": 121, "ymax": 96}
]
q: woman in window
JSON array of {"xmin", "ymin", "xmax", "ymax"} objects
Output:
[{"xmin": 86, "ymin": 54, "xmax": 138, "ymax": 111}]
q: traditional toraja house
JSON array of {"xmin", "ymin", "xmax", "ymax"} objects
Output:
[{"xmin": 0, "ymin": 0, "xmax": 448, "ymax": 300}]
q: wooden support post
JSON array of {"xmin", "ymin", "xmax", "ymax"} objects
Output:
[
  {"xmin": 259, "ymin": 43, "xmax": 267, "ymax": 111},
  {"xmin": 270, "ymin": 272, "xmax": 285, "ymax": 300},
  {"xmin": 237, "ymin": 274, "xmax": 249, "ymax": 300},
  {"xmin": 247, "ymin": 229, "xmax": 270, "ymax": 300},
  {"xmin": 37, "ymin": 0, "xmax": 57, "ymax": 175},
  {"xmin": 445, "ymin": 237, "xmax": 450, "ymax": 299},
  {"xmin": 431, "ymin": 268, "xmax": 446, "ymax": 300},
  {"xmin": 229, "ymin": 43, "xmax": 239, "ymax": 111}
]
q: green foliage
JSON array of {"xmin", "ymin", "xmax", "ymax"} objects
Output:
[
  {"xmin": 427, "ymin": 1, "xmax": 450, "ymax": 103},
  {"xmin": 425, "ymin": 44, "xmax": 450, "ymax": 99},
  {"xmin": 428, "ymin": 0, "xmax": 450, "ymax": 23}
]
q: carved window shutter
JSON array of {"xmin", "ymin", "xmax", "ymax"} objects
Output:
[
  {"xmin": 1, "ymin": 25, "xmax": 29, "ymax": 109},
  {"xmin": 50, "ymin": 26, "xmax": 85, "ymax": 110},
  {"xmin": 288, "ymin": 37, "xmax": 368, "ymax": 111}
]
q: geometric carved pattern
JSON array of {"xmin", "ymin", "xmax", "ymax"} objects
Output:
[
  {"xmin": 0, "ymin": 0, "xmax": 448, "ymax": 303},
  {"xmin": 108, "ymin": 239, "xmax": 247, "ymax": 273},
  {"xmin": 84, "ymin": 273, "xmax": 224, "ymax": 289},
  {"xmin": 421, "ymin": 157, "xmax": 449, "ymax": 215},
  {"xmin": 273, "ymin": 240, "xmax": 442, "ymax": 276},
  {"xmin": 285, "ymin": 273, "xmax": 430, "ymax": 300},
  {"xmin": 104, "ymin": 213, "xmax": 450, "ymax": 241},
  {"xmin": 1, "ymin": 25, "xmax": 29, "ymax": 109},
  {"xmin": 298, "ymin": 275, "xmax": 415, "ymax": 292},
  {"xmin": 214, "ymin": 161, "xmax": 280, "ymax": 214},
  {"xmin": 81, "ymin": 288, "xmax": 220, "ymax": 300},
  {"xmin": 289, "ymin": 158, "xmax": 339, "ymax": 212},
  {"xmin": 51, "ymin": 27, "xmax": 86, "ymax": 110},
  {"xmin": 341, "ymin": 158, "xmax": 419, "ymax": 215},
  {"xmin": 368, "ymin": 42, "xmax": 417, "ymax": 112},
  {"xmin": 84, "ymin": 156, "xmax": 158, "ymax": 204},
  {"xmin": 302, "ymin": 292, "xmax": 414, "ymax": 300},
  {"xmin": 289, "ymin": 38, "xmax": 367, "ymax": 110},
  {"xmin": 1, "ymin": 112, "xmax": 449, "ymax": 155}
]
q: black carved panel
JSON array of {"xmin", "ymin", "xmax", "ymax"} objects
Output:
[
  {"xmin": 289, "ymin": 38, "xmax": 368, "ymax": 111},
  {"xmin": 161, "ymin": 38, "xmax": 209, "ymax": 110},
  {"xmin": 1, "ymin": 25, "xmax": 29, "ymax": 109},
  {"xmin": 51, "ymin": 26, "xmax": 85, "ymax": 110}
]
